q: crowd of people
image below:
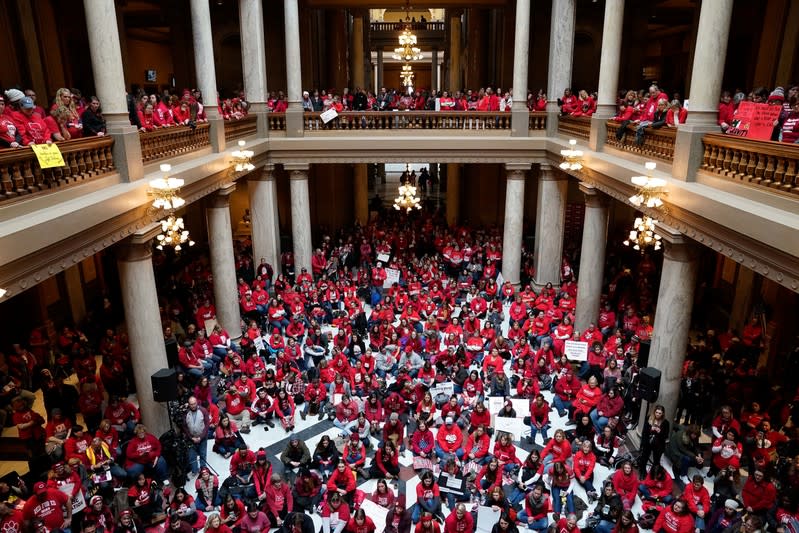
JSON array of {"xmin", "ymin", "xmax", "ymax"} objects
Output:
[{"xmin": 1, "ymin": 207, "xmax": 798, "ymax": 533}]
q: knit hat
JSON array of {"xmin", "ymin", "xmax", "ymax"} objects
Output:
[
  {"xmin": 4, "ymin": 89, "xmax": 24, "ymax": 103},
  {"xmin": 90, "ymin": 495, "xmax": 104, "ymax": 506},
  {"xmin": 724, "ymin": 499, "xmax": 740, "ymax": 510},
  {"xmin": 768, "ymin": 87, "xmax": 785, "ymax": 103}
]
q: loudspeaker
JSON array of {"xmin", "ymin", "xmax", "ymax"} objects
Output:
[
  {"xmin": 151, "ymin": 368, "xmax": 177, "ymax": 403},
  {"xmin": 638, "ymin": 367, "xmax": 661, "ymax": 403}
]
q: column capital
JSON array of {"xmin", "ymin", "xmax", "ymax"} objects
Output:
[
  {"xmin": 210, "ymin": 183, "xmax": 236, "ymax": 208},
  {"xmin": 253, "ymin": 164, "xmax": 276, "ymax": 181},
  {"xmin": 579, "ymin": 183, "xmax": 609, "ymax": 207},
  {"xmin": 657, "ymin": 222, "xmax": 699, "ymax": 262},
  {"xmin": 539, "ymin": 164, "xmax": 567, "ymax": 181},
  {"xmin": 505, "ymin": 163, "xmax": 531, "ymax": 174},
  {"xmin": 284, "ymin": 163, "xmax": 310, "ymax": 175},
  {"xmin": 118, "ymin": 223, "xmax": 162, "ymax": 262}
]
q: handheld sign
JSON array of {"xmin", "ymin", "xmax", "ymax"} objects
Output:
[
  {"xmin": 31, "ymin": 143, "xmax": 66, "ymax": 169},
  {"xmin": 564, "ymin": 340, "xmax": 589, "ymax": 362},
  {"xmin": 320, "ymin": 108, "xmax": 338, "ymax": 124}
]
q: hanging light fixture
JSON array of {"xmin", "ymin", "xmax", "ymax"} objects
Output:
[
  {"xmin": 231, "ymin": 140, "xmax": 255, "ymax": 173},
  {"xmin": 629, "ymin": 161, "xmax": 667, "ymax": 209},
  {"xmin": 392, "ymin": 0, "xmax": 423, "ymax": 62},
  {"xmin": 155, "ymin": 215, "xmax": 195, "ymax": 252},
  {"xmin": 559, "ymin": 139, "xmax": 584, "ymax": 171},
  {"xmin": 148, "ymin": 164, "xmax": 186, "ymax": 210},
  {"xmin": 400, "ymin": 63, "xmax": 415, "ymax": 87},
  {"xmin": 623, "ymin": 215, "xmax": 662, "ymax": 252},
  {"xmin": 393, "ymin": 165, "xmax": 422, "ymax": 213}
]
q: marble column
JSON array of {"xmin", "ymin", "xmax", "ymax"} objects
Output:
[
  {"xmin": 249, "ymin": 165, "xmax": 282, "ymax": 278},
  {"xmin": 288, "ymin": 164, "xmax": 313, "ymax": 274},
  {"xmin": 448, "ymin": 10, "xmax": 463, "ymax": 91},
  {"xmin": 501, "ymin": 165, "xmax": 528, "ymax": 285},
  {"xmin": 589, "ymin": 0, "xmax": 625, "ymax": 150},
  {"xmin": 207, "ymin": 184, "xmax": 241, "ymax": 338},
  {"xmin": 545, "ymin": 0, "xmax": 575, "ymax": 136},
  {"xmin": 350, "ymin": 11, "xmax": 366, "ymax": 89},
  {"xmin": 239, "ymin": 0, "xmax": 269, "ymax": 136},
  {"xmin": 729, "ymin": 266, "xmax": 755, "ymax": 332},
  {"xmin": 64, "ymin": 265, "xmax": 86, "ymax": 324},
  {"xmin": 284, "ymin": 0, "xmax": 304, "ymax": 137},
  {"xmin": 574, "ymin": 184, "xmax": 609, "ymax": 331},
  {"xmin": 644, "ymin": 227, "xmax": 698, "ymax": 421},
  {"xmin": 354, "ymin": 164, "xmax": 369, "ymax": 225},
  {"xmin": 533, "ymin": 165, "xmax": 567, "ymax": 287},
  {"xmin": 511, "ymin": 0, "xmax": 531, "ymax": 137},
  {"xmin": 117, "ymin": 226, "xmax": 171, "ymax": 438},
  {"xmin": 431, "ymin": 48, "xmax": 439, "ymax": 93},
  {"xmin": 84, "ymin": 0, "xmax": 143, "ymax": 182},
  {"xmin": 190, "ymin": 0, "xmax": 224, "ymax": 152},
  {"xmin": 446, "ymin": 164, "xmax": 461, "ymax": 226},
  {"xmin": 673, "ymin": 0, "xmax": 733, "ymax": 181}
]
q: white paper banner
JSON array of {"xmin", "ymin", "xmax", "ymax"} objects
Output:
[
  {"xmin": 377, "ymin": 253, "xmax": 391, "ymax": 264},
  {"xmin": 487, "ymin": 396, "xmax": 506, "ymax": 415},
  {"xmin": 320, "ymin": 108, "xmax": 339, "ymax": 124},
  {"xmin": 430, "ymin": 382, "xmax": 455, "ymax": 398},
  {"xmin": 360, "ymin": 498, "xmax": 389, "ymax": 532},
  {"xmin": 564, "ymin": 340, "xmax": 589, "ymax": 362},
  {"xmin": 383, "ymin": 268, "xmax": 400, "ymax": 289},
  {"xmin": 493, "ymin": 416, "xmax": 527, "ymax": 442},
  {"xmin": 476, "ymin": 506, "xmax": 502, "ymax": 533}
]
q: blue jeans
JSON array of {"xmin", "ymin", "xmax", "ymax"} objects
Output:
[
  {"xmin": 126, "ymin": 457, "xmax": 169, "ymax": 482},
  {"xmin": 551, "ymin": 486, "xmax": 574, "ymax": 514},
  {"xmin": 530, "ymin": 422, "xmax": 550, "ymax": 443},
  {"xmin": 596, "ymin": 520, "xmax": 615, "ymax": 533},
  {"xmin": 411, "ymin": 500, "xmax": 440, "ymax": 523},
  {"xmin": 590, "ymin": 409, "xmax": 609, "ymax": 433},
  {"xmin": 435, "ymin": 444, "xmax": 464, "ymax": 462},
  {"xmin": 195, "ymin": 492, "xmax": 221, "ymax": 511},
  {"xmin": 552, "ymin": 396, "xmax": 572, "ymax": 416},
  {"xmin": 638, "ymin": 484, "xmax": 673, "ymax": 504},
  {"xmin": 187, "ymin": 438, "xmax": 208, "ymax": 474},
  {"xmin": 516, "ymin": 512, "xmax": 548, "ymax": 532}
]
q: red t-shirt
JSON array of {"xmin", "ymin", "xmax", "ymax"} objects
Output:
[{"xmin": 22, "ymin": 490, "xmax": 69, "ymax": 531}]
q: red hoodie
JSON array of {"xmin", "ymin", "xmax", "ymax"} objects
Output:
[{"xmin": 653, "ymin": 508, "xmax": 694, "ymax": 533}]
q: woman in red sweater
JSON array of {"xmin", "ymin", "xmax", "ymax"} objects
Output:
[
  {"xmin": 611, "ymin": 460, "xmax": 639, "ymax": 510},
  {"xmin": 327, "ymin": 460, "xmax": 357, "ymax": 504},
  {"xmin": 539, "ymin": 429, "xmax": 572, "ymax": 474},
  {"xmin": 573, "ymin": 376, "xmax": 602, "ymax": 421},
  {"xmin": 637, "ymin": 463, "xmax": 674, "ymax": 504},
  {"xmin": 653, "ymin": 500, "xmax": 695, "ymax": 533},
  {"xmin": 493, "ymin": 432, "xmax": 522, "ymax": 472},
  {"xmin": 573, "ymin": 440, "xmax": 598, "ymax": 500}
]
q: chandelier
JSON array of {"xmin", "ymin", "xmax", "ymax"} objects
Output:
[
  {"xmin": 392, "ymin": 1, "xmax": 423, "ymax": 62},
  {"xmin": 393, "ymin": 168, "xmax": 422, "ymax": 213},
  {"xmin": 156, "ymin": 215, "xmax": 195, "ymax": 251},
  {"xmin": 623, "ymin": 215, "xmax": 662, "ymax": 252},
  {"xmin": 148, "ymin": 164, "xmax": 186, "ymax": 210},
  {"xmin": 231, "ymin": 140, "xmax": 255, "ymax": 173},
  {"xmin": 400, "ymin": 64, "xmax": 415, "ymax": 87},
  {"xmin": 559, "ymin": 139, "xmax": 584, "ymax": 171},
  {"xmin": 629, "ymin": 161, "xmax": 667, "ymax": 209}
]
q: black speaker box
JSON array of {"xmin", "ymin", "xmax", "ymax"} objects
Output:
[
  {"xmin": 638, "ymin": 367, "xmax": 662, "ymax": 403},
  {"xmin": 151, "ymin": 368, "xmax": 177, "ymax": 403}
]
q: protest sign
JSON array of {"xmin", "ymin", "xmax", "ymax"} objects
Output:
[
  {"xmin": 727, "ymin": 102, "xmax": 782, "ymax": 140},
  {"xmin": 564, "ymin": 340, "xmax": 589, "ymax": 362},
  {"xmin": 31, "ymin": 143, "xmax": 65, "ymax": 168}
]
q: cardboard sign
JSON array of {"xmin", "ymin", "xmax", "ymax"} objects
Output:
[
  {"xmin": 487, "ymin": 396, "xmax": 506, "ymax": 415},
  {"xmin": 476, "ymin": 506, "xmax": 502, "ymax": 533},
  {"xmin": 383, "ymin": 268, "xmax": 400, "ymax": 288},
  {"xmin": 31, "ymin": 143, "xmax": 66, "ymax": 168},
  {"xmin": 564, "ymin": 340, "xmax": 589, "ymax": 362},
  {"xmin": 377, "ymin": 253, "xmax": 391, "ymax": 264},
  {"xmin": 493, "ymin": 416, "xmax": 527, "ymax": 441},
  {"xmin": 360, "ymin": 498, "xmax": 389, "ymax": 533},
  {"xmin": 320, "ymin": 108, "xmax": 339, "ymax": 124},
  {"xmin": 510, "ymin": 398, "xmax": 531, "ymax": 418},
  {"xmin": 727, "ymin": 101, "xmax": 782, "ymax": 140}
]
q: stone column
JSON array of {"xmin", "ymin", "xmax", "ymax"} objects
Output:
[
  {"xmin": 448, "ymin": 10, "xmax": 463, "ymax": 91},
  {"xmin": 354, "ymin": 164, "xmax": 369, "ymax": 225},
  {"xmin": 545, "ymin": 0, "xmax": 575, "ymax": 136},
  {"xmin": 446, "ymin": 163, "xmax": 461, "ymax": 226},
  {"xmin": 729, "ymin": 266, "xmax": 755, "ymax": 332},
  {"xmin": 589, "ymin": 0, "xmax": 625, "ymax": 151},
  {"xmin": 327, "ymin": 10, "xmax": 349, "ymax": 91},
  {"xmin": 673, "ymin": 0, "xmax": 733, "ymax": 181},
  {"xmin": 249, "ymin": 165, "xmax": 282, "ymax": 278},
  {"xmin": 190, "ymin": 0, "xmax": 224, "ymax": 152},
  {"xmin": 288, "ymin": 164, "xmax": 313, "ymax": 274},
  {"xmin": 84, "ymin": 0, "xmax": 143, "ymax": 182},
  {"xmin": 284, "ymin": 0, "xmax": 304, "ymax": 137},
  {"xmin": 574, "ymin": 184, "xmax": 609, "ymax": 331},
  {"xmin": 239, "ymin": 0, "xmax": 269, "ymax": 136},
  {"xmin": 501, "ymin": 165, "xmax": 528, "ymax": 285},
  {"xmin": 117, "ymin": 226, "xmax": 171, "ymax": 437},
  {"xmin": 533, "ymin": 165, "xmax": 567, "ymax": 287},
  {"xmin": 377, "ymin": 49, "xmax": 384, "ymax": 91},
  {"xmin": 350, "ymin": 11, "xmax": 366, "ymax": 89},
  {"xmin": 431, "ymin": 48, "xmax": 439, "ymax": 93},
  {"xmin": 64, "ymin": 265, "xmax": 86, "ymax": 324},
  {"xmin": 644, "ymin": 226, "xmax": 698, "ymax": 421},
  {"xmin": 511, "ymin": 0, "xmax": 531, "ymax": 137},
  {"xmin": 207, "ymin": 184, "xmax": 241, "ymax": 338}
]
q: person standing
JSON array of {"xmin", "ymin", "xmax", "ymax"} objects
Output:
[{"xmin": 183, "ymin": 396, "xmax": 210, "ymax": 479}]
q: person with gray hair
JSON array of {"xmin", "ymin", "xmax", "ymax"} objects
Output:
[{"xmin": 635, "ymin": 98, "xmax": 669, "ymax": 146}]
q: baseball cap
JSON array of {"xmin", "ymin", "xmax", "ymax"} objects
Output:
[
  {"xmin": 445, "ymin": 417, "xmax": 454, "ymax": 425},
  {"xmin": 20, "ymin": 97, "xmax": 35, "ymax": 109},
  {"xmin": 34, "ymin": 481, "xmax": 47, "ymax": 494}
]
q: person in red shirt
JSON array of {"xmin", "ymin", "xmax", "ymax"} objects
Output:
[
  {"xmin": 124, "ymin": 424, "xmax": 169, "ymax": 481},
  {"xmin": 559, "ymin": 89, "xmax": 579, "ymax": 115},
  {"xmin": 264, "ymin": 473, "xmax": 293, "ymax": 527},
  {"xmin": 22, "ymin": 481, "xmax": 72, "ymax": 532},
  {"xmin": 612, "ymin": 460, "xmax": 639, "ymax": 510},
  {"xmin": 718, "ymin": 91, "xmax": 735, "ymax": 132},
  {"xmin": 443, "ymin": 504, "xmax": 474, "ymax": 533},
  {"xmin": 12, "ymin": 97, "xmax": 52, "ymax": 145},
  {"xmin": 653, "ymin": 500, "xmax": 695, "ymax": 533}
]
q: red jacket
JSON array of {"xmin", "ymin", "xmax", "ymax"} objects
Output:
[
  {"xmin": 682, "ymin": 482, "xmax": 711, "ymax": 514},
  {"xmin": 572, "ymin": 450, "xmax": 596, "ymax": 480},
  {"xmin": 263, "ymin": 481, "xmax": 293, "ymax": 515},
  {"xmin": 538, "ymin": 438, "xmax": 571, "ymax": 473},
  {"xmin": 653, "ymin": 509, "xmax": 694, "ymax": 533},
  {"xmin": 327, "ymin": 467, "xmax": 357, "ymax": 493},
  {"xmin": 611, "ymin": 469, "xmax": 639, "ymax": 502},
  {"xmin": 124, "ymin": 433, "xmax": 162, "ymax": 467},
  {"xmin": 741, "ymin": 477, "xmax": 777, "ymax": 512},
  {"xmin": 444, "ymin": 510, "xmax": 474, "ymax": 533}
]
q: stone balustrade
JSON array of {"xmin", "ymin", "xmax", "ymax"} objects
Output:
[
  {"xmin": 0, "ymin": 136, "xmax": 115, "ymax": 203},
  {"xmin": 139, "ymin": 123, "xmax": 210, "ymax": 164},
  {"xmin": 605, "ymin": 120, "xmax": 676, "ymax": 162},
  {"xmin": 557, "ymin": 115, "xmax": 591, "ymax": 141},
  {"xmin": 224, "ymin": 115, "xmax": 258, "ymax": 142}
]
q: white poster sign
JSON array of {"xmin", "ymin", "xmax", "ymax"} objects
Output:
[
  {"xmin": 493, "ymin": 416, "xmax": 527, "ymax": 442},
  {"xmin": 383, "ymin": 268, "xmax": 400, "ymax": 288},
  {"xmin": 377, "ymin": 253, "xmax": 391, "ymax": 264},
  {"xmin": 487, "ymin": 396, "xmax": 506, "ymax": 415},
  {"xmin": 510, "ymin": 398, "xmax": 530, "ymax": 418},
  {"xmin": 430, "ymin": 382, "xmax": 455, "ymax": 398},
  {"xmin": 564, "ymin": 340, "xmax": 589, "ymax": 362},
  {"xmin": 496, "ymin": 272, "xmax": 505, "ymax": 287},
  {"xmin": 476, "ymin": 506, "xmax": 502, "ymax": 533},
  {"xmin": 360, "ymin": 498, "xmax": 389, "ymax": 532},
  {"xmin": 320, "ymin": 108, "xmax": 339, "ymax": 124}
]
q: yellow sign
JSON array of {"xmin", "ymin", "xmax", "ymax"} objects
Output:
[{"xmin": 30, "ymin": 143, "xmax": 66, "ymax": 169}]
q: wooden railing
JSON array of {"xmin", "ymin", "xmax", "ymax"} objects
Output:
[
  {"xmin": 604, "ymin": 120, "xmax": 676, "ymax": 162},
  {"xmin": 268, "ymin": 114, "xmax": 287, "ymax": 131},
  {"xmin": 139, "ymin": 123, "xmax": 210, "ymax": 164},
  {"xmin": 0, "ymin": 136, "xmax": 115, "ymax": 202},
  {"xmin": 701, "ymin": 133, "xmax": 799, "ymax": 197},
  {"xmin": 529, "ymin": 112, "xmax": 547, "ymax": 131},
  {"xmin": 224, "ymin": 115, "xmax": 257, "ymax": 142},
  {"xmin": 302, "ymin": 111, "xmax": 515, "ymax": 131},
  {"xmin": 370, "ymin": 21, "xmax": 444, "ymax": 32},
  {"xmin": 557, "ymin": 115, "xmax": 591, "ymax": 140}
]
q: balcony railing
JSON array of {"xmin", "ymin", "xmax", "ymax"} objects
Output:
[
  {"xmin": 701, "ymin": 133, "xmax": 799, "ymax": 197},
  {"xmin": 139, "ymin": 123, "xmax": 210, "ymax": 164},
  {"xmin": 557, "ymin": 115, "xmax": 591, "ymax": 141},
  {"xmin": 301, "ymin": 111, "xmax": 539, "ymax": 131},
  {"xmin": 269, "ymin": 114, "xmax": 287, "ymax": 132},
  {"xmin": 370, "ymin": 21, "xmax": 445, "ymax": 32},
  {"xmin": 0, "ymin": 136, "xmax": 115, "ymax": 203},
  {"xmin": 529, "ymin": 113, "xmax": 547, "ymax": 131},
  {"xmin": 605, "ymin": 120, "xmax": 676, "ymax": 162},
  {"xmin": 224, "ymin": 115, "xmax": 257, "ymax": 142}
]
